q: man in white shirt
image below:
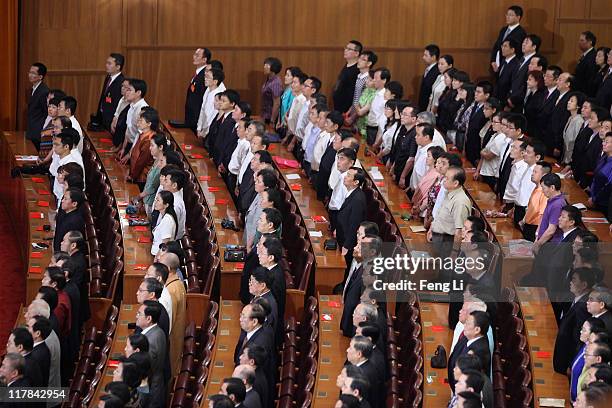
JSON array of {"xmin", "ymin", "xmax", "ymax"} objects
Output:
[
  {"xmin": 409, "ymin": 124, "xmax": 435, "ymax": 190},
  {"xmin": 416, "ymin": 111, "xmax": 447, "ymax": 151},
  {"xmin": 328, "ymin": 148, "xmax": 356, "ymax": 230},
  {"xmin": 237, "ymin": 123, "xmax": 265, "ymax": 187},
  {"xmin": 52, "ymin": 129, "xmax": 84, "ymax": 202},
  {"xmin": 294, "ymin": 76, "xmax": 321, "ymax": 142},
  {"xmin": 144, "ymin": 263, "xmax": 173, "ymax": 329},
  {"xmin": 329, "ymin": 136, "xmax": 361, "ymax": 191},
  {"xmin": 286, "ymin": 74, "xmax": 308, "ymax": 138},
  {"xmin": 119, "ymin": 78, "xmax": 149, "ymax": 163},
  {"xmin": 160, "ymin": 169, "xmax": 187, "ymax": 240},
  {"xmin": 366, "ymin": 68, "xmax": 390, "ymax": 146},
  {"xmin": 196, "ymin": 68, "xmax": 226, "ymax": 140},
  {"xmin": 502, "ymin": 140, "xmax": 528, "ymax": 209},
  {"xmin": 57, "ymin": 96, "xmax": 83, "ymax": 153},
  {"xmin": 511, "ymin": 140, "xmax": 544, "ymax": 224},
  {"xmin": 229, "ymin": 118, "xmax": 252, "ymax": 177}
]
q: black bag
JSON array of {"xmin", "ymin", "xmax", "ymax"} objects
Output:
[
  {"xmin": 224, "ymin": 248, "xmax": 246, "ymax": 262},
  {"xmin": 324, "ymin": 238, "xmax": 337, "ymax": 251},
  {"xmin": 430, "ymin": 345, "xmax": 447, "ymax": 368}
]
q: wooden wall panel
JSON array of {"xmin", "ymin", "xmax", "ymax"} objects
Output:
[
  {"xmin": 0, "ymin": 0, "xmax": 18, "ymax": 130},
  {"xmin": 15, "ymin": 0, "xmax": 612, "ymax": 130}
]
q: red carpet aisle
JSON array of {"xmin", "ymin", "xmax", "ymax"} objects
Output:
[{"xmin": 0, "ymin": 202, "xmax": 26, "ymax": 353}]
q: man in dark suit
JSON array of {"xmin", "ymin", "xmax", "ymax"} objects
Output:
[
  {"xmin": 595, "ymin": 66, "xmax": 612, "ymax": 111},
  {"xmin": 553, "ymin": 267, "xmax": 594, "ymax": 374},
  {"xmin": 336, "ymin": 167, "xmax": 367, "ymax": 265},
  {"xmin": 465, "ymin": 81, "xmax": 491, "ymax": 165},
  {"xmin": 211, "ymin": 90, "xmax": 239, "ymax": 169},
  {"xmin": 250, "ymin": 267, "xmax": 279, "ymax": 345},
  {"xmin": 232, "ymin": 364, "xmax": 263, "ymax": 408},
  {"xmin": 340, "ymin": 373, "xmax": 371, "ymax": 408},
  {"xmin": 346, "ymin": 335, "xmax": 383, "ymax": 408},
  {"xmin": 548, "ymin": 72, "xmax": 573, "ymax": 156},
  {"xmin": 494, "ymin": 39, "xmax": 520, "ymax": 102},
  {"xmin": 93, "ymin": 53, "xmax": 124, "ymax": 130},
  {"xmin": 6, "ymin": 328, "xmax": 43, "ymax": 388},
  {"xmin": 571, "ymin": 107, "xmax": 607, "ymax": 187},
  {"xmin": 238, "ymin": 137, "xmax": 270, "ymax": 215},
  {"xmin": 26, "ymin": 62, "xmax": 50, "ymax": 149},
  {"xmin": 508, "ymin": 35, "xmax": 541, "ymax": 110},
  {"xmin": 257, "ymin": 236, "xmax": 286, "ymax": 336},
  {"xmin": 316, "ymin": 113, "xmax": 345, "ymax": 201},
  {"xmin": 221, "ymin": 377, "xmax": 247, "ymax": 407},
  {"xmin": 574, "ymin": 31, "xmax": 598, "ymax": 96},
  {"xmin": 536, "ymin": 66, "xmax": 562, "ymax": 141},
  {"xmin": 137, "ymin": 301, "xmax": 168, "ymax": 408},
  {"xmin": 184, "ymin": 47, "xmax": 211, "ymax": 132},
  {"xmin": 60, "ymin": 231, "xmax": 90, "ymax": 326},
  {"xmin": 489, "ymin": 5, "xmax": 526, "ymax": 74},
  {"xmin": 587, "ymin": 288, "xmax": 612, "ymax": 334},
  {"xmin": 53, "ymin": 189, "xmax": 86, "ymax": 252},
  {"xmin": 26, "ymin": 316, "xmax": 52, "ymax": 387},
  {"xmin": 448, "ymin": 311, "xmax": 491, "ymax": 391},
  {"xmin": 418, "ymin": 44, "xmax": 440, "ymax": 112},
  {"xmin": 357, "ymin": 324, "xmax": 386, "ymax": 383}
]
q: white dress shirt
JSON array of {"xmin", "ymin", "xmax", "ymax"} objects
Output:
[
  {"xmin": 328, "ymin": 171, "xmax": 348, "ymax": 210},
  {"xmin": 287, "ymin": 94, "xmax": 307, "ymax": 135},
  {"xmin": 381, "ymin": 122, "xmax": 399, "ymax": 156},
  {"xmin": 114, "ymin": 96, "xmax": 129, "ymax": 117},
  {"xmin": 69, "ymin": 116, "xmax": 84, "ymax": 153},
  {"xmin": 495, "ymin": 23, "xmax": 520, "ymax": 66},
  {"xmin": 229, "ymin": 138, "xmax": 251, "ymax": 176},
  {"xmin": 172, "ymin": 190, "xmax": 186, "ymax": 239},
  {"xmin": 126, "ymin": 98, "xmax": 149, "ymax": 145},
  {"xmin": 197, "ymin": 82, "xmax": 226, "ymax": 135},
  {"xmin": 367, "ymin": 88, "xmax": 386, "ymax": 134},
  {"xmin": 312, "ymin": 131, "xmax": 332, "ymax": 172},
  {"xmin": 159, "ymin": 288, "xmax": 173, "ymax": 331},
  {"xmin": 151, "ymin": 213, "xmax": 177, "ymax": 255},
  {"xmin": 428, "ymin": 74, "xmax": 446, "ymax": 111},
  {"xmin": 432, "ymin": 183, "xmax": 447, "ymax": 219},
  {"xmin": 238, "ymin": 150, "xmax": 254, "ymax": 184},
  {"xmin": 410, "ymin": 142, "xmax": 434, "ymax": 189},
  {"xmin": 53, "ymin": 150, "xmax": 85, "ymax": 202},
  {"xmin": 432, "ymin": 129, "xmax": 448, "ymax": 151},
  {"xmin": 329, "ymin": 157, "xmax": 361, "ymax": 190},
  {"xmin": 479, "ymin": 132, "xmax": 507, "ymax": 177},
  {"xmin": 515, "ymin": 163, "xmax": 536, "ymax": 206},
  {"xmin": 295, "ymin": 100, "xmax": 311, "ymax": 141},
  {"xmin": 503, "ymin": 159, "xmax": 528, "ymax": 202}
]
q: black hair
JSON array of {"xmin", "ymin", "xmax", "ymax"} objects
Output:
[
  {"xmin": 448, "ymin": 166, "xmax": 466, "ymax": 186},
  {"xmin": 348, "ymin": 40, "xmax": 363, "ymax": 54},
  {"xmin": 222, "ymin": 377, "xmax": 246, "ymax": 403},
  {"xmin": 540, "ymin": 173, "xmax": 562, "ymax": 190},
  {"xmin": 140, "ymin": 106, "xmax": 159, "ymax": 132},
  {"xmin": 99, "ymin": 394, "xmax": 124, "ymax": 408},
  {"xmin": 128, "ymin": 333, "xmax": 149, "ymax": 353},
  {"xmin": 264, "ymin": 57, "xmax": 282, "ymax": 74},
  {"xmin": 263, "ymin": 189, "xmax": 282, "ymax": 210},
  {"xmin": 359, "ymin": 221, "xmax": 379, "ymax": 236},
  {"xmin": 532, "ymin": 54, "xmax": 549, "ymax": 71},
  {"xmin": 223, "ymin": 89, "xmax": 240, "ymax": 106},
  {"xmin": 162, "ymin": 150, "xmax": 183, "ymax": 167},
  {"xmin": 247, "ymin": 303, "xmax": 267, "ymax": 325},
  {"xmin": 103, "ymin": 381, "xmax": 131, "ymax": 405},
  {"xmin": 547, "ymin": 65, "xmax": 563, "ymax": 79},
  {"xmin": 440, "ymin": 54, "xmax": 454, "ymax": 66},
  {"xmin": 350, "ymin": 167, "xmax": 366, "ymax": 188},
  {"xmin": 143, "ymin": 277, "xmax": 164, "ymax": 299},
  {"xmin": 261, "ymin": 236, "xmax": 283, "ymax": 263},
  {"xmin": 210, "ymin": 68, "xmax": 225, "ymax": 84},
  {"xmin": 508, "ymin": 5, "xmax": 523, "ymax": 18},
  {"xmin": 149, "ymin": 262, "xmax": 169, "ymax": 283},
  {"xmin": 109, "ymin": 53, "xmax": 125, "ymax": 70},
  {"xmin": 127, "ymin": 78, "xmax": 147, "ymax": 98},
  {"xmin": 142, "ymin": 300, "xmax": 162, "ymax": 324},
  {"xmin": 254, "ymin": 150, "xmax": 273, "ymax": 164},
  {"xmin": 245, "ymin": 344, "xmax": 266, "ymax": 367},
  {"xmin": 561, "ymin": 205, "xmax": 583, "ymax": 228},
  {"xmin": 337, "ymin": 147, "xmax": 357, "ymax": 162},
  {"xmin": 262, "ymin": 208, "xmax": 282, "ymax": 231},
  {"xmin": 424, "ymin": 44, "xmax": 440, "ymax": 59},
  {"xmin": 257, "ymin": 168, "xmax": 278, "ymax": 189},
  {"xmin": 361, "ymin": 50, "xmax": 378, "ymax": 66},
  {"xmin": 32, "ymin": 62, "xmax": 47, "ymax": 78},
  {"xmin": 308, "ymin": 76, "xmax": 322, "ymax": 94},
  {"xmin": 525, "ymin": 34, "xmax": 542, "ymax": 51},
  {"xmin": 469, "ymin": 311, "xmax": 490, "ymax": 335},
  {"xmin": 32, "ymin": 316, "xmax": 52, "ymax": 339},
  {"xmin": 466, "ymin": 216, "xmax": 486, "ymax": 232},
  {"xmin": 476, "ymin": 80, "xmax": 493, "ymax": 96},
  {"xmin": 60, "ymin": 96, "xmax": 78, "ymax": 115},
  {"xmin": 236, "ymin": 101, "xmax": 252, "ymax": 117},
  {"xmin": 385, "ymin": 81, "xmax": 404, "ymax": 99},
  {"xmin": 209, "ymin": 59, "xmax": 223, "ymax": 71},
  {"xmin": 157, "ymin": 190, "xmax": 179, "ymax": 239},
  {"xmin": 166, "ymin": 169, "xmax": 187, "ymax": 190},
  {"xmin": 37, "ymin": 286, "xmax": 58, "ymax": 312},
  {"xmin": 327, "ymin": 111, "xmax": 344, "ymax": 128},
  {"xmin": 461, "ymin": 369, "xmax": 485, "ymax": 393},
  {"xmin": 374, "ymin": 67, "xmax": 391, "ymax": 82},
  {"xmin": 11, "ymin": 327, "xmax": 33, "ymax": 352},
  {"xmin": 251, "ymin": 266, "xmax": 273, "ymax": 288},
  {"xmin": 582, "ymin": 31, "xmax": 597, "ymax": 47}
]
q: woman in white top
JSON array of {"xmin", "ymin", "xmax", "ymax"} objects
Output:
[
  {"xmin": 151, "ymin": 190, "xmax": 178, "ymax": 255},
  {"xmin": 377, "ymin": 99, "xmax": 400, "ymax": 162},
  {"xmin": 562, "ymin": 91, "xmax": 587, "ymax": 165},
  {"xmin": 427, "ymin": 54, "xmax": 454, "ymax": 113},
  {"xmin": 476, "ymin": 111, "xmax": 507, "ymax": 189}
]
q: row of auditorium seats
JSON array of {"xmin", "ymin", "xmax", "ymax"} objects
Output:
[
  {"xmin": 169, "ymin": 301, "xmax": 220, "ymax": 407},
  {"xmin": 67, "ymin": 305, "xmax": 120, "ymax": 406},
  {"xmin": 81, "ymin": 136, "xmax": 123, "ymax": 300},
  {"xmin": 278, "ymin": 296, "xmax": 319, "ymax": 408},
  {"xmin": 361, "ymin": 174, "xmax": 403, "ymax": 245},
  {"xmin": 493, "ymin": 288, "xmax": 533, "ymax": 408},
  {"xmin": 389, "ymin": 294, "xmax": 424, "ymax": 407}
]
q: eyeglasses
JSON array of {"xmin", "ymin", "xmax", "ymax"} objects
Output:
[
  {"xmin": 492, "ymin": 120, "xmax": 501, "ymax": 124},
  {"xmin": 344, "ymin": 47, "xmax": 359, "ymax": 52}
]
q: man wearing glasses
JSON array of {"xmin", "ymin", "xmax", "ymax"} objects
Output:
[{"xmin": 332, "ymin": 40, "xmax": 363, "ymax": 114}]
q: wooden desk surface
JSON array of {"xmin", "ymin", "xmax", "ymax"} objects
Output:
[
  {"xmin": 313, "ymin": 294, "xmax": 349, "ymax": 408},
  {"xmin": 86, "ymin": 130, "xmax": 154, "ymax": 304},
  {"xmin": 91, "ymin": 303, "xmax": 138, "ymax": 405},
  {"xmin": 357, "ymin": 151, "xmax": 429, "ymax": 246},
  {"xmin": 268, "ymin": 144, "xmax": 346, "ymax": 291},
  {"xmin": 514, "ymin": 286, "xmax": 571, "ymax": 408},
  {"xmin": 2, "ymin": 131, "xmax": 57, "ymax": 305},
  {"xmin": 201, "ymin": 299, "xmax": 242, "ymax": 405},
  {"xmin": 418, "ymin": 300, "xmax": 453, "ymax": 408}
]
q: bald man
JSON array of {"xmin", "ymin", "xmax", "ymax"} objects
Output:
[{"xmin": 159, "ymin": 252, "xmax": 186, "ymax": 376}]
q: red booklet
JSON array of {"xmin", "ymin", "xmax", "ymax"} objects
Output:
[{"xmin": 137, "ymin": 236, "xmax": 152, "ymax": 244}]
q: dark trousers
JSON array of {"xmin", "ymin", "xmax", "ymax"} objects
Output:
[
  {"xmin": 431, "ymin": 232, "xmax": 455, "ymax": 281},
  {"xmin": 481, "ymin": 175, "xmax": 497, "ymax": 190},
  {"xmin": 17, "ymin": 164, "xmax": 49, "ymax": 175},
  {"xmin": 513, "ymin": 205, "xmax": 526, "ymax": 226},
  {"xmin": 522, "ymin": 223, "xmax": 538, "ymax": 242},
  {"xmin": 329, "ymin": 209, "xmax": 339, "ymax": 233},
  {"xmin": 366, "ymin": 126, "xmax": 378, "ymax": 146}
]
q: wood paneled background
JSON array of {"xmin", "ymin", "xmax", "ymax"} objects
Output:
[{"xmin": 16, "ymin": 0, "xmax": 612, "ymax": 129}]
